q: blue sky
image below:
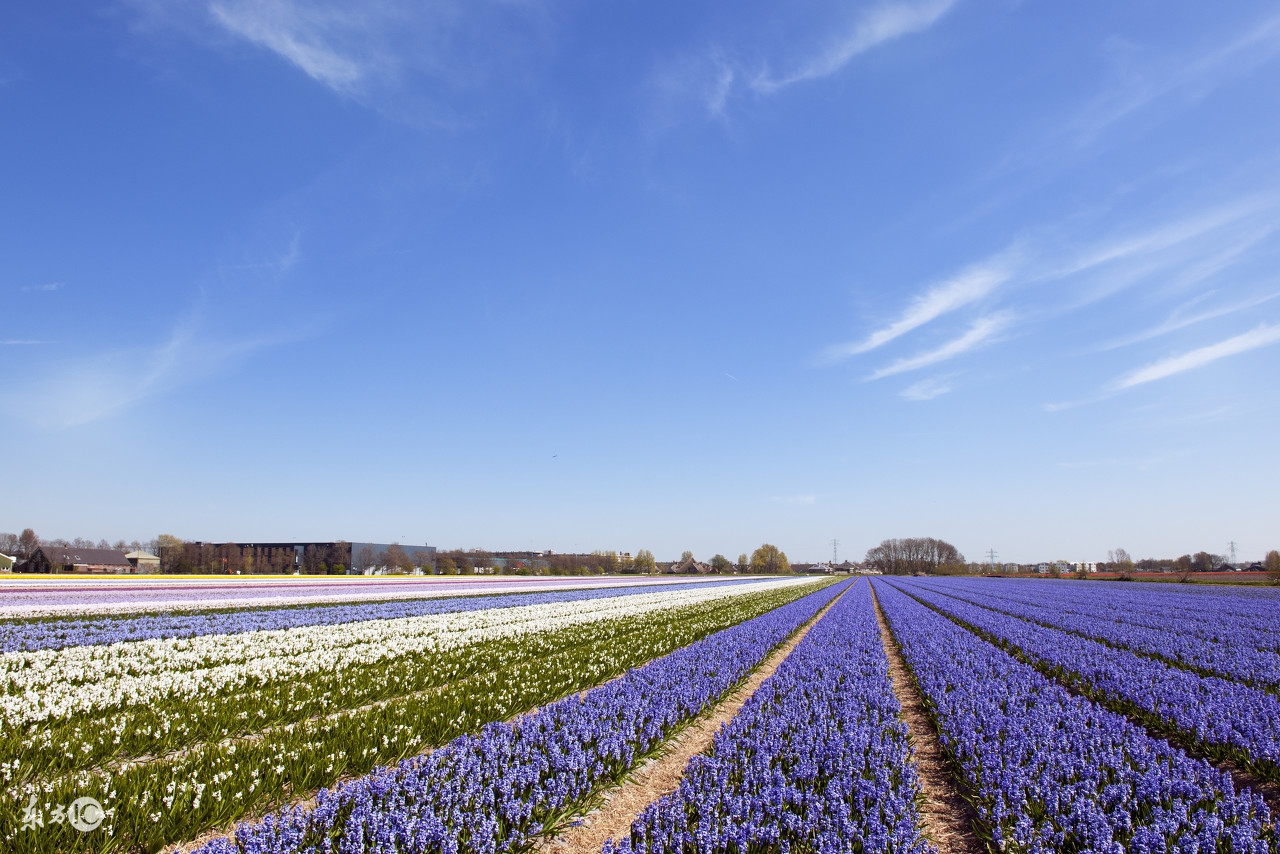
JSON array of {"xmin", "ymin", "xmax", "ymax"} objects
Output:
[{"xmin": 4, "ymin": 1, "xmax": 1279, "ymax": 563}]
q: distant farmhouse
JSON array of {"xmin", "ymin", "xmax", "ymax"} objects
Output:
[
  {"xmin": 26, "ymin": 546, "xmax": 133, "ymax": 574},
  {"xmin": 0, "ymin": 553, "xmax": 14, "ymax": 573},
  {"xmin": 667, "ymin": 555, "xmax": 713, "ymax": 574},
  {"xmin": 125, "ymin": 551, "xmax": 161, "ymax": 572}
]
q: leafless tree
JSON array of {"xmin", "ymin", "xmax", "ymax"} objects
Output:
[{"xmin": 864, "ymin": 537, "xmax": 964, "ymax": 575}]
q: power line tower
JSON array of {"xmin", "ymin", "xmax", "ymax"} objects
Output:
[
  {"xmin": 1228, "ymin": 541, "xmax": 1239, "ymax": 566},
  {"xmin": 831, "ymin": 539, "xmax": 839, "ymax": 565},
  {"xmin": 987, "ymin": 547, "xmax": 998, "ymax": 570}
]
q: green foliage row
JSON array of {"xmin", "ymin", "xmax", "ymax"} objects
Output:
[{"xmin": 2, "ymin": 581, "xmax": 828, "ymax": 854}]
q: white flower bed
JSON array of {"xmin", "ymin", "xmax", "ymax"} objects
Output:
[{"xmin": 0, "ymin": 578, "xmax": 810, "ymax": 727}]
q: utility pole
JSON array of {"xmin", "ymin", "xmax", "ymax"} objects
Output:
[{"xmin": 831, "ymin": 539, "xmax": 839, "ymax": 565}]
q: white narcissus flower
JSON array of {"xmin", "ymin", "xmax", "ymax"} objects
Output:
[{"xmin": 0, "ymin": 579, "xmax": 812, "ymax": 728}]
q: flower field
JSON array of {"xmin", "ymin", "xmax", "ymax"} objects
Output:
[{"xmin": 6, "ymin": 574, "xmax": 1280, "ymax": 854}]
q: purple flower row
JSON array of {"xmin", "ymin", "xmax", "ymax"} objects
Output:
[
  {"xmin": 604, "ymin": 580, "xmax": 931, "ymax": 854},
  {"xmin": 188, "ymin": 580, "xmax": 850, "ymax": 854},
  {"xmin": 911, "ymin": 577, "xmax": 1280, "ymax": 691},
  {"xmin": 896, "ymin": 579, "xmax": 1280, "ymax": 779},
  {"xmin": 874, "ymin": 580, "xmax": 1273, "ymax": 854},
  {"xmin": 0, "ymin": 579, "xmax": 764, "ymax": 653}
]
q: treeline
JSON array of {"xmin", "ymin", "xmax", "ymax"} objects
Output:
[
  {"xmin": 160, "ymin": 540, "xmax": 352, "ymax": 575},
  {"xmin": 2, "ymin": 527, "xmax": 801, "ymax": 578},
  {"xmin": 864, "ymin": 537, "xmax": 965, "ymax": 575},
  {"xmin": 1, "ymin": 528, "xmax": 154, "ymax": 558}
]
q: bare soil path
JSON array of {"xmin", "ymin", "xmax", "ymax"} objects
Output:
[
  {"xmin": 869, "ymin": 582, "xmax": 984, "ymax": 854},
  {"xmin": 537, "ymin": 585, "xmax": 850, "ymax": 854}
]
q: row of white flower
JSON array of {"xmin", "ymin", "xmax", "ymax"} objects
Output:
[
  {"xmin": 1, "ymin": 579, "xmax": 813, "ymax": 727},
  {"xmin": 0, "ymin": 576, "xmax": 717, "ymax": 619}
]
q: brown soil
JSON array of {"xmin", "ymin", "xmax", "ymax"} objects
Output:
[
  {"xmin": 537, "ymin": 586, "xmax": 848, "ymax": 854},
  {"xmin": 1214, "ymin": 760, "xmax": 1280, "ymax": 818},
  {"xmin": 174, "ymin": 585, "xmax": 837, "ymax": 854},
  {"xmin": 869, "ymin": 583, "xmax": 984, "ymax": 854}
]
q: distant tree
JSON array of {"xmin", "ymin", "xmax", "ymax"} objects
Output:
[
  {"xmin": 710, "ymin": 554, "xmax": 732, "ymax": 574},
  {"xmin": 633, "ymin": 549, "xmax": 656, "ymax": 574},
  {"xmin": 437, "ymin": 556, "xmax": 457, "ymax": 575},
  {"xmin": 412, "ymin": 551, "xmax": 433, "ymax": 573},
  {"xmin": 594, "ymin": 551, "xmax": 620, "ymax": 575},
  {"xmin": 1174, "ymin": 554, "xmax": 1194, "ymax": 583},
  {"xmin": 384, "ymin": 543, "xmax": 413, "ymax": 574},
  {"xmin": 750, "ymin": 544, "xmax": 790, "ymax": 575},
  {"xmin": 1266, "ymin": 550, "xmax": 1280, "ymax": 585},
  {"xmin": 864, "ymin": 538, "xmax": 964, "ymax": 575},
  {"xmin": 1108, "ymin": 548, "xmax": 1134, "ymax": 581},
  {"xmin": 1191, "ymin": 551, "xmax": 1215, "ymax": 573},
  {"xmin": 156, "ymin": 534, "xmax": 184, "ymax": 572},
  {"xmin": 0, "ymin": 532, "xmax": 19, "ymax": 555},
  {"xmin": 355, "ymin": 545, "xmax": 377, "ymax": 573},
  {"xmin": 680, "ymin": 550, "xmax": 694, "ymax": 563},
  {"xmin": 737, "ymin": 553, "xmax": 749, "ymax": 574}
]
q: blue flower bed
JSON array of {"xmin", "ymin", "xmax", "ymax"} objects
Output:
[
  {"xmin": 187, "ymin": 580, "xmax": 848, "ymax": 854},
  {"xmin": 604, "ymin": 579, "xmax": 930, "ymax": 854},
  {"xmin": 874, "ymin": 580, "xmax": 1273, "ymax": 854},
  {"xmin": 896, "ymin": 579, "xmax": 1280, "ymax": 780},
  {"xmin": 0, "ymin": 579, "xmax": 765, "ymax": 653},
  {"xmin": 907, "ymin": 577, "xmax": 1280, "ymax": 692}
]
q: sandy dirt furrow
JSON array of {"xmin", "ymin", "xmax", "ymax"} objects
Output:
[
  {"xmin": 538, "ymin": 584, "xmax": 849, "ymax": 854},
  {"xmin": 869, "ymin": 582, "xmax": 984, "ymax": 854}
]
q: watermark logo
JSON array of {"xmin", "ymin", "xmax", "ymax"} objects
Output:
[
  {"xmin": 20, "ymin": 795, "xmax": 106, "ymax": 832},
  {"xmin": 69, "ymin": 797, "xmax": 105, "ymax": 832}
]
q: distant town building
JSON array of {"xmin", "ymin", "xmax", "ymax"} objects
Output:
[
  {"xmin": 0, "ymin": 553, "xmax": 14, "ymax": 573},
  {"xmin": 125, "ymin": 551, "xmax": 161, "ymax": 572},
  {"xmin": 27, "ymin": 546, "xmax": 132, "ymax": 574}
]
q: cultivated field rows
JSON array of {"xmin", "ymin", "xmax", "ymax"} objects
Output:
[{"xmin": 7, "ymin": 574, "xmax": 1280, "ymax": 854}]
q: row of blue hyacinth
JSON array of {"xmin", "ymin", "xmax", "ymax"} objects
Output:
[
  {"xmin": 912, "ymin": 576, "xmax": 1280, "ymax": 692},
  {"xmin": 876, "ymin": 580, "xmax": 1274, "ymax": 854},
  {"xmin": 0, "ymin": 579, "xmax": 763, "ymax": 653},
  {"xmin": 896, "ymin": 578, "xmax": 1280, "ymax": 783},
  {"xmin": 604, "ymin": 579, "xmax": 931, "ymax": 854},
  {"xmin": 187, "ymin": 580, "xmax": 849, "ymax": 854}
]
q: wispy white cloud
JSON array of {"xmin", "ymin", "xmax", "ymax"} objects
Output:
[
  {"xmin": 225, "ymin": 232, "xmax": 303, "ymax": 275},
  {"xmin": 128, "ymin": 0, "xmax": 553, "ymax": 124},
  {"xmin": 21, "ymin": 282, "xmax": 62, "ymax": 293},
  {"xmin": 900, "ymin": 377, "xmax": 952, "ymax": 400},
  {"xmin": 870, "ymin": 313, "xmax": 1010, "ymax": 379},
  {"xmin": 824, "ymin": 258, "xmax": 1012, "ymax": 361},
  {"xmin": 753, "ymin": 0, "xmax": 958, "ymax": 94},
  {"xmin": 1065, "ymin": 14, "xmax": 1280, "ymax": 146},
  {"xmin": 2, "ymin": 339, "xmax": 53, "ymax": 345},
  {"xmin": 1112, "ymin": 324, "xmax": 1280, "ymax": 389},
  {"xmin": 649, "ymin": 0, "xmax": 956, "ymax": 128},
  {"xmin": 1096, "ymin": 289, "xmax": 1280, "ymax": 352},
  {"xmin": 210, "ymin": 1, "xmax": 365, "ymax": 93},
  {"xmin": 18, "ymin": 311, "xmax": 316, "ymax": 429}
]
